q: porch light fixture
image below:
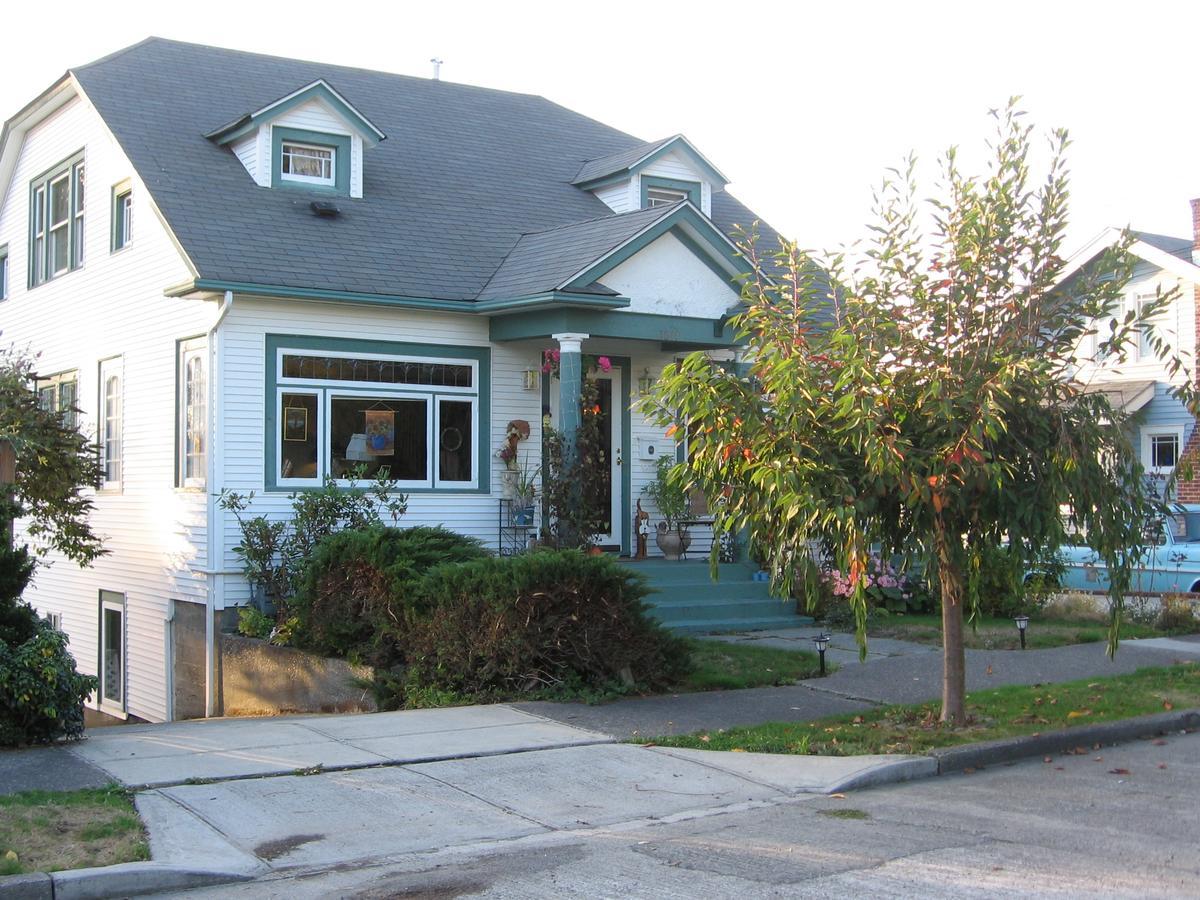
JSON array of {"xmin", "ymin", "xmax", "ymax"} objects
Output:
[
  {"xmin": 523, "ymin": 369, "xmax": 540, "ymax": 391},
  {"xmin": 637, "ymin": 368, "xmax": 655, "ymax": 397},
  {"xmin": 1015, "ymin": 615, "xmax": 1030, "ymax": 650},
  {"xmin": 812, "ymin": 633, "xmax": 830, "ymax": 677}
]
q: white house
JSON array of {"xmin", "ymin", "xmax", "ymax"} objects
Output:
[
  {"xmin": 0, "ymin": 39, "xmax": 786, "ymax": 723},
  {"xmin": 1059, "ymin": 220, "xmax": 1200, "ymax": 491}
]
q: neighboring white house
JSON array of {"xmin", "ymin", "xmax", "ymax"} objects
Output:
[
  {"xmin": 1059, "ymin": 222, "xmax": 1200, "ymax": 489},
  {"xmin": 0, "ymin": 39, "xmax": 782, "ymax": 723}
]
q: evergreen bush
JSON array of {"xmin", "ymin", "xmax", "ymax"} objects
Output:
[
  {"xmin": 0, "ymin": 543, "xmax": 96, "ymax": 746},
  {"xmin": 290, "ymin": 525, "xmax": 488, "ymax": 660},
  {"xmin": 398, "ymin": 550, "xmax": 691, "ymax": 702}
]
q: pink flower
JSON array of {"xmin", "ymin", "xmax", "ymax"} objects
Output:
[{"xmin": 597, "ymin": 356, "xmax": 612, "ymax": 373}]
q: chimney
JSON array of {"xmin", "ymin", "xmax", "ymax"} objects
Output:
[{"xmin": 1191, "ymin": 197, "xmax": 1200, "ymax": 260}]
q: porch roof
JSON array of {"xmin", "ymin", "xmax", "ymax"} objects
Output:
[
  {"xmin": 1081, "ymin": 378, "xmax": 1156, "ymax": 413},
  {"xmin": 488, "ymin": 307, "xmax": 741, "ymax": 351}
]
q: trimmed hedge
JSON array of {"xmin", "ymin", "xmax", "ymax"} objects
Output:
[
  {"xmin": 290, "ymin": 525, "xmax": 488, "ymax": 661},
  {"xmin": 399, "ymin": 550, "xmax": 691, "ymax": 700}
]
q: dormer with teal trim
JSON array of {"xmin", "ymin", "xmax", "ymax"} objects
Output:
[
  {"xmin": 572, "ymin": 135, "xmax": 729, "ymax": 218},
  {"xmin": 205, "ymin": 80, "xmax": 385, "ymax": 199}
]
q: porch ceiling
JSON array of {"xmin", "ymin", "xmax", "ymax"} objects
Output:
[{"xmin": 488, "ymin": 308, "xmax": 741, "ymax": 350}]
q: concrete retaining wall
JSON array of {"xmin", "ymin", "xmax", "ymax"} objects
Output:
[{"xmin": 218, "ymin": 634, "xmax": 376, "ymax": 717}]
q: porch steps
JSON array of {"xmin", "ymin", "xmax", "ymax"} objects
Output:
[{"xmin": 621, "ymin": 558, "xmax": 813, "ymax": 635}]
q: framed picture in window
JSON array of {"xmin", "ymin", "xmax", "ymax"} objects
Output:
[
  {"xmin": 284, "ymin": 406, "xmax": 308, "ymax": 442},
  {"xmin": 364, "ymin": 409, "xmax": 395, "ymax": 456}
]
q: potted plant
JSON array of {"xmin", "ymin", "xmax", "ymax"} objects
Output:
[
  {"xmin": 642, "ymin": 455, "xmax": 692, "ymax": 560},
  {"xmin": 512, "ymin": 457, "xmax": 539, "ymax": 526}
]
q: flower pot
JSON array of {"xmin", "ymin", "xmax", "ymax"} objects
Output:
[{"xmin": 655, "ymin": 525, "xmax": 692, "ymax": 561}]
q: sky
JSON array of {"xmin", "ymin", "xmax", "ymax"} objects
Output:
[{"xmin": 2, "ymin": 0, "xmax": 1198, "ymax": 257}]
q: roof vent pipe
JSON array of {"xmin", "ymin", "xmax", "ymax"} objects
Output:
[{"xmin": 430, "ymin": 57, "xmax": 443, "ymax": 80}]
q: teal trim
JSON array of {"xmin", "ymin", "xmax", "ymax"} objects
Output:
[
  {"xmin": 207, "ymin": 81, "xmax": 386, "ymax": 145},
  {"xmin": 271, "ymin": 127, "xmax": 351, "ymax": 196},
  {"xmin": 489, "ymin": 308, "xmax": 741, "ymax": 349},
  {"xmin": 564, "ymin": 204, "xmax": 752, "ymax": 292},
  {"xmin": 264, "ymin": 334, "xmax": 491, "ymax": 494},
  {"xmin": 571, "ymin": 173, "xmax": 631, "ymax": 192},
  {"xmin": 174, "ymin": 279, "xmax": 476, "ymax": 313},
  {"xmin": 640, "ymin": 175, "xmax": 701, "ymax": 209},
  {"xmin": 618, "ymin": 355, "xmax": 632, "ymax": 556},
  {"xmin": 474, "ymin": 291, "xmax": 630, "ymax": 313},
  {"xmin": 27, "ymin": 150, "xmax": 85, "ymax": 289},
  {"xmin": 635, "ymin": 139, "xmax": 728, "ymax": 186},
  {"xmin": 110, "ymin": 183, "xmax": 132, "ymax": 253}
]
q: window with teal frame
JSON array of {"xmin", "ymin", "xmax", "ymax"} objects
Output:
[
  {"xmin": 29, "ymin": 152, "xmax": 85, "ymax": 287},
  {"xmin": 111, "ymin": 183, "xmax": 132, "ymax": 252},
  {"xmin": 271, "ymin": 127, "xmax": 351, "ymax": 196},
  {"xmin": 0, "ymin": 245, "xmax": 8, "ymax": 301},
  {"xmin": 641, "ymin": 175, "xmax": 701, "ymax": 210}
]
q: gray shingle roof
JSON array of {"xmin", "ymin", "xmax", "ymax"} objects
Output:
[
  {"xmin": 477, "ymin": 204, "xmax": 676, "ymax": 300},
  {"xmin": 572, "ymin": 137, "xmax": 674, "ymax": 185},
  {"xmin": 69, "ymin": 38, "xmax": 784, "ymax": 303},
  {"xmin": 1133, "ymin": 230, "xmax": 1192, "ymax": 261}
]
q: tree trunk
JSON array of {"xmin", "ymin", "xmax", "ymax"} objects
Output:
[
  {"xmin": 935, "ymin": 524, "xmax": 967, "ymax": 724},
  {"xmin": 939, "ymin": 571, "xmax": 966, "ymax": 724}
]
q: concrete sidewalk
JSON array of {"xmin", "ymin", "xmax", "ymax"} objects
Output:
[
  {"xmin": 67, "ymin": 705, "xmax": 613, "ymax": 788},
  {"xmin": 517, "ymin": 629, "xmax": 1200, "ymax": 738},
  {"xmin": 133, "ymin": 743, "xmax": 929, "ymax": 879}
]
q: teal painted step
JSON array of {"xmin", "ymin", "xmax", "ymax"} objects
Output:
[{"xmin": 619, "ymin": 558, "xmax": 815, "ymax": 634}]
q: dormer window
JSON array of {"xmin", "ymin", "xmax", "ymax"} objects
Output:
[
  {"xmin": 281, "ymin": 141, "xmax": 335, "ymax": 186},
  {"xmin": 640, "ymin": 176, "xmax": 700, "ymax": 211},
  {"xmin": 645, "ymin": 186, "xmax": 688, "ymax": 207}
]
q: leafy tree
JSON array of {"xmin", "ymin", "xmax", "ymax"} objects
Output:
[
  {"xmin": 648, "ymin": 102, "xmax": 1191, "ymax": 723},
  {"xmin": 0, "ymin": 348, "xmax": 105, "ymax": 564}
]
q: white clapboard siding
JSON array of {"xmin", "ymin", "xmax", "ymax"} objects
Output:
[
  {"xmin": 0, "ymin": 91, "xmax": 212, "ymax": 723},
  {"xmin": 593, "ymin": 181, "xmax": 635, "ymax": 214},
  {"xmin": 230, "ymin": 132, "xmax": 261, "ymax": 185},
  {"xmin": 641, "ymin": 149, "xmax": 712, "ymax": 216},
  {"xmin": 216, "ymin": 300, "xmax": 550, "ymax": 606}
]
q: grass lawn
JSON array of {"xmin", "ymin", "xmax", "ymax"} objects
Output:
[
  {"xmin": 638, "ymin": 662, "xmax": 1200, "ymax": 756},
  {"xmin": 0, "ymin": 786, "xmax": 148, "ymax": 876},
  {"xmin": 868, "ymin": 613, "xmax": 1178, "ymax": 650},
  {"xmin": 677, "ymin": 639, "xmax": 825, "ymax": 691}
]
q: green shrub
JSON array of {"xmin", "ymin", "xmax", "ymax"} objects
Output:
[
  {"xmin": 236, "ymin": 606, "xmax": 274, "ymax": 640},
  {"xmin": 396, "ymin": 550, "xmax": 691, "ymax": 703},
  {"xmin": 0, "ymin": 622, "xmax": 97, "ymax": 747},
  {"xmin": 290, "ymin": 525, "xmax": 488, "ymax": 661},
  {"xmin": 0, "ymin": 542, "xmax": 96, "ymax": 746}
]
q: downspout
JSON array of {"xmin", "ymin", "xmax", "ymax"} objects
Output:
[{"xmin": 204, "ymin": 291, "xmax": 234, "ymax": 717}]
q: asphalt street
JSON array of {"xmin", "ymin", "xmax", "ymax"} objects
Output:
[{"xmin": 150, "ymin": 729, "xmax": 1200, "ymax": 898}]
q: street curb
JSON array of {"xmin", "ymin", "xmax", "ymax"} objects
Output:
[
  {"xmin": 927, "ymin": 708, "xmax": 1200, "ymax": 775},
  {"xmin": 824, "ymin": 756, "xmax": 937, "ymax": 793},
  {"xmin": 0, "ymin": 863, "xmax": 253, "ymax": 900}
]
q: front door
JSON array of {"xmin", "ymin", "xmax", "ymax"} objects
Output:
[{"xmin": 550, "ymin": 368, "xmax": 623, "ymax": 550}]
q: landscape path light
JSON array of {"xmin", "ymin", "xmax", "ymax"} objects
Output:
[
  {"xmin": 1015, "ymin": 614, "xmax": 1030, "ymax": 650},
  {"xmin": 812, "ymin": 632, "xmax": 830, "ymax": 677}
]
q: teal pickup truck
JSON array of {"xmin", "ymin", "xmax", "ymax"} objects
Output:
[{"xmin": 1057, "ymin": 507, "xmax": 1200, "ymax": 594}]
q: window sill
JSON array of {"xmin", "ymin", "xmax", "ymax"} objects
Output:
[{"xmin": 29, "ymin": 264, "xmax": 85, "ymax": 290}]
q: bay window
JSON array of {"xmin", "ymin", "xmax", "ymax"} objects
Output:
[{"xmin": 270, "ymin": 339, "xmax": 486, "ymax": 491}]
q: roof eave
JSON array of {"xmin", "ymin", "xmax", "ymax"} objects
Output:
[
  {"xmin": 0, "ymin": 74, "xmax": 77, "ymax": 219},
  {"xmin": 204, "ymin": 79, "xmax": 387, "ymax": 146}
]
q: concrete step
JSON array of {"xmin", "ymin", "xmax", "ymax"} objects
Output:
[
  {"xmin": 642, "ymin": 581, "xmax": 778, "ymax": 602},
  {"xmin": 650, "ymin": 597, "xmax": 797, "ymax": 618}
]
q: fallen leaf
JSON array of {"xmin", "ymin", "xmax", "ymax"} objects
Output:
[
  {"xmin": 1109, "ymin": 768, "xmax": 1131, "ymax": 775},
  {"xmin": 1054, "ymin": 766, "xmax": 1065, "ymax": 771},
  {"xmin": 1152, "ymin": 739, "xmax": 1167, "ymax": 746},
  {"xmin": 830, "ymin": 793, "xmax": 846, "ymax": 800},
  {"xmin": 852, "ymin": 716, "xmax": 864, "ymax": 724},
  {"xmin": 1067, "ymin": 709, "xmax": 1092, "ymax": 719},
  {"xmin": 1043, "ymin": 757, "xmax": 1053, "ymax": 763},
  {"xmin": 1163, "ymin": 701, "xmax": 1174, "ymax": 710},
  {"xmin": 963, "ymin": 767, "xmax": 976, "ymax": 774},
  {"xmin": 731, "ymin": 748, "xmax": 746, "ymax": 753},
  {"xmin": 700, "ymin": 735, "xmax": 711, "ymax": 743},
  {"xmin": 1158, "ymin": 763, "xmax": 1168, "ymax": 770},
  {"xmin": 986, "ymin": 665, "xmax": 993, "ymax": 675},
  {"xmin": 1093, "ymin": 756, "xmax": 1103, "ymax": 762}
]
